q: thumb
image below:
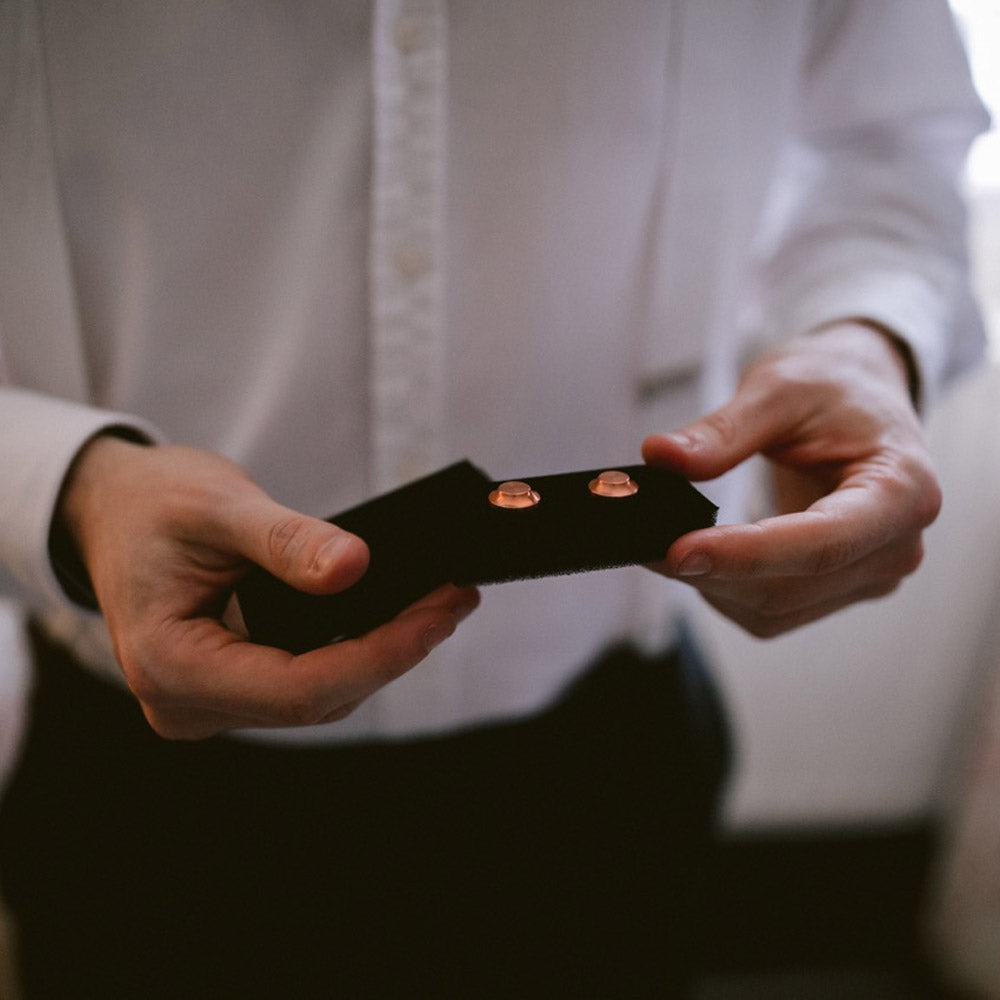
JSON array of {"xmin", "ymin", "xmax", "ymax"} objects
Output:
[
  {"xmin": 226, "ymin": 495, "xmax": 370, "ymax": 595},
  {"xmin": 642, "ymin": 398, "xmax": 776, "ymax": 482}
]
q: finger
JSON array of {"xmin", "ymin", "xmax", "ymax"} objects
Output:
[
  {"xmin": 672, "ymin": 532, "xmax": 923, "ymax": 619},
  {"xmin": 662, "ymin": 470, "xmax": 933, "ymax": 580},
  {"xmin": 141, "ymin": 696, "xmax": 369, "ymax": 741},
  {"xmin": 642, "ymin": 385, "xmax": 804, "ymax": 482},
  {"xmin": 700, "ymin": 576, "xmax": 904, "ymax": 640},
  {"xmin": 211, "ymin": 493, "xmax": 371, "ymax": 596},
  {"xmin": 397, "ymin": 583, "xmax": 482, "ymax": 616},
  {"xmin": 291, "ymin": 584, "xmax": 481, "ymax": 710},
  {"xmin": 129, "ymin": 585, "xmax": 480, "ymax": 733}
]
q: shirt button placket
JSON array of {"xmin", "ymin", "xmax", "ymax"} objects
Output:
[{"xmin": 370, "ymin": 0, "xmax": 448, "ymax": 493}]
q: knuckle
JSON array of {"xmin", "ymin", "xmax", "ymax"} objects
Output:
[
  {"xmin": 810, "ymin": 536, "xmax": 858, "ymax": 576},
  {"xmin": 743, "ymin": 614, "xmax": 786, "ymax": 640},
  {"xmin": 724, "ymin": 581, "xmax": 783, "ymax": 620},
  {"xmin": 143, "ymin": 711, "xmax": 204, "ymax": 741},
  {"xmin": 895, "ymin": 537, "xmax": 925, "ymax": 578},
  {"xmin": 706, "ymin": 593, "xmax": 785, "ymax": 639},
  {"xmin": 913, "ymin": 475, "xmax": 943, "ymax": 529},
  {"xmin": 745, "ymin": 594, "xmax": 797, "ymax": 637},
  {"xmin": 745, "ymin": 361, "xmax": 790, "ymax": 398},
  {"xmin": 121, "ymin": 655, "xmax": 165, "ymax": 706},
  {"xmin": 142, "ymin": 712, "xmax": 179, "ymax": 738},
  {"xmin": 752, "ymin": 591, "xmax": 792, "ymax": 621},
  {"xmin": 281, "ymin": 687, "xmax": 330, "ymax": 728},
  {"xmin": 114, "ymin": 626, "xmax": 173, "ymax": 706},
  {"xmin": 266, "ymin": 516, "xmax": 309, "ymax": 568},
  {"xmin": 365, "ymin": 655, "xmax": 412, "ymax": 694},
  {"xmin": 868, "ymin": 579, "xmax": 902, "ymax": 601},
  {"xmin": 701, "ymin": 408, "xmax": 738, "ymax": 448},
  {"xmin": 879, "ymin": 451, "xmax": 942, "ymax": 529},
  {"xmin": 320, "ymin": 703, "xmax": 358, "ymax": 724},
  {"xmin": 747, "ymin": 354, "xmax": 823, "ymax": 402}
]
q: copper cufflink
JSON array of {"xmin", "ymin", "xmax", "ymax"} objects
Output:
[
  {"xmin": 489, "ymin": 481, "xmax": 542, "ymax": 509},
  {"xmin": 489, "ymin": 471, "xmax": 638, "ymax": 508},
  {"xmin": 588, "ymin": 470, "xmax": 639, "ymax": 498}
]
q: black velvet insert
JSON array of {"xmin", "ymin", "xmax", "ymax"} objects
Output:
[{"xmin": 235, "ymin": 460, "xmax": 717, "ymax": 653}]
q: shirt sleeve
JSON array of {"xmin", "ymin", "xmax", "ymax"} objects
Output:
[
  {"xmin": 0, "ymin": 386, "xmax": 163, "ymax": 611},
  {"xmin": 751, "ymin": 0, "xmax": 991, "ymax": 409}
]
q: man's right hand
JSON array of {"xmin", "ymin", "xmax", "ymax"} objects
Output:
[{"xmin": 57, "ymin": 436, "xmax": 479, "ymax": 739}]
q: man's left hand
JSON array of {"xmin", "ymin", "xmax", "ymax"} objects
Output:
[{"xmin": 642, "ymin": 321, "xmax": 942, "ymax": 637}]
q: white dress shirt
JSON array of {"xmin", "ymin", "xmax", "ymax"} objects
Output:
[{"xmin": 0, "ymin": 0, "xmax": 988, "ymax": 743}]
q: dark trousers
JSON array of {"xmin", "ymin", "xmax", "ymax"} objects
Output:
[{"xmin": 0, "ymin": 626, "xmax": 729, "ymax": 999}]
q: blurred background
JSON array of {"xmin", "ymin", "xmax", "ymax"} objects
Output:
[
  {"xmin": 694, "ymin": 2, "xmax": 1000, "ymax": 994},
  {"xmin": 2, "ymin": 3, "xmax": 1000, "ymax": 998}
]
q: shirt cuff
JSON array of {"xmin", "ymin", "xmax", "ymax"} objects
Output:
[
  {"xmin": 760, "ymin": 254, "xmax": 982, "ymax": 413},
  {"xmin": 0, "ymin": 388, "xmax": 164, "ymax": 610}
]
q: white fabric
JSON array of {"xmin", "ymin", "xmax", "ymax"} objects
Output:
[
  {"xmin": 0, "ymin": 600, "xmax": 28, "ymax": 799},
  {"xmin": 0, "ymin": 0, "xmax": 988, "ymax": 743}
]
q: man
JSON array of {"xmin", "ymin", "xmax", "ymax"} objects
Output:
[{"xmin": 0, "ymin": 1, "xmax": 988, "ymax": 996}]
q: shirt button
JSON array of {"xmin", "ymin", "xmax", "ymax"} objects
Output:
[
  {"xmin": 393, "ymin": 246, "xmax": 431, "ymax": 280},
  {"xmin": 392, "ymin": 15, "xmax": 423, "ymax": 53}
]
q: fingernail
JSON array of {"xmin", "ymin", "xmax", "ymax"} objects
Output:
[
  {"xmin": 667, "ymin": 431, "xmax": 702, "ymax": 452},
  {"xmin": 677, "ymin": 552, "xmax": 712, "ymax": 577},
  {"xmin": 312, "ymin": 533, "xmax": 354, "ymax": 574},
  {"xmin": 423, "ymin": 619, "xmax": 456, "ymax": 654}
]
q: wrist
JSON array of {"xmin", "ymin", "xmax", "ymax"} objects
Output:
[
  {"xmin": 51, "ymin": 432, "xmax": 149, "ymax": 607},
  {"xmin": 808, "ymin": 319, "xmax": 920, "ymax": 409}
]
